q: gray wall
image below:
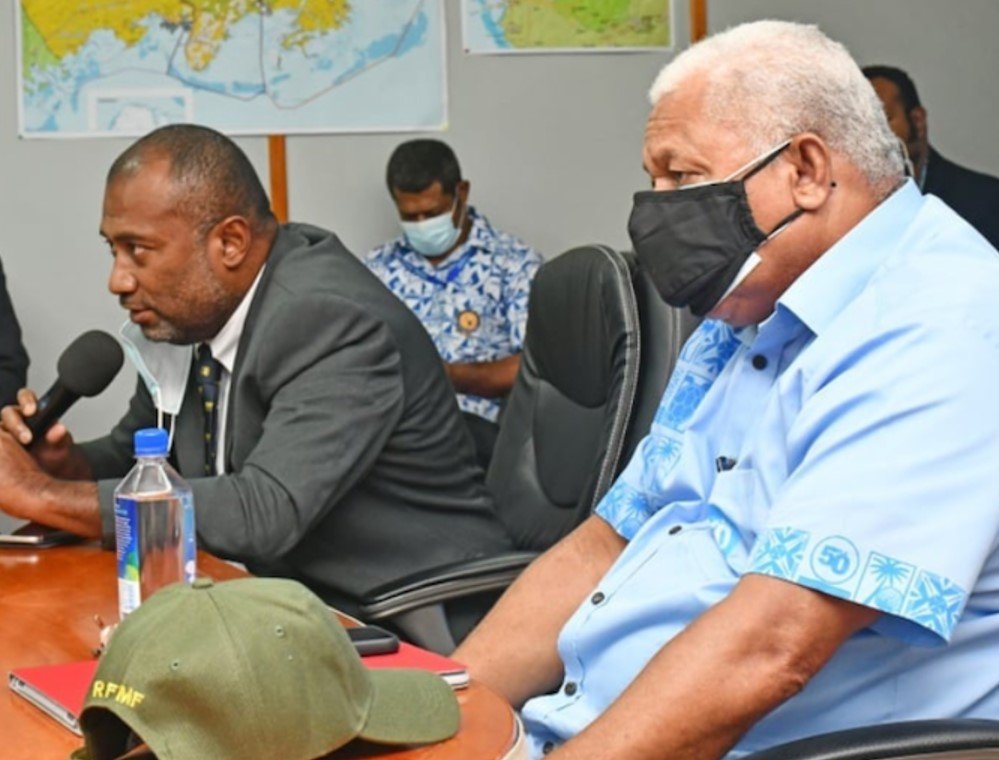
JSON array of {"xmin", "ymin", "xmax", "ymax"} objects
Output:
[
  {"xmin": 710, "ymin": 0, "xmax": 999, "ymax": 177},
  {"xmin": 0, "ymin": 0, "xmax": 996, "ymax": 444}
]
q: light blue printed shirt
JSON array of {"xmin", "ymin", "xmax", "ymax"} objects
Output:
[
  {"xmin": 522, "ymin": 181, "xmax": 999, "ymax": 758},
  {"xmin": 366, "ymin": 207, "xmax": 542, "ymax": 422}
]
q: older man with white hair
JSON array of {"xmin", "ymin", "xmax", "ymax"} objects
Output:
[{"xmin": 454, "ymin": 19, "xmax": 999, "ymax": 759}]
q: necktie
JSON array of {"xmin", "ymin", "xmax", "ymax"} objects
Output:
[{"xmin": 195, "ymin": 344, "xmax": 223, "ymax": 476}]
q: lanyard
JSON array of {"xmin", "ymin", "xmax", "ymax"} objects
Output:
[{"xmin": 397, "ymin": 245, "xmax": 480, "ymax": 288}]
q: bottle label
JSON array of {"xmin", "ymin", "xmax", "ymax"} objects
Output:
[{"xmin": 114, "ymin": 496, "xmax": 141, "ymax": 618}]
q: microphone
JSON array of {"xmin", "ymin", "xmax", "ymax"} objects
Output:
[{"xmin": 26, "ymin": 330, "xmax": 125, "ymax": 438}]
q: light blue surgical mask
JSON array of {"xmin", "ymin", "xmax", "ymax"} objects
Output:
[
  {"xmin": 400, "ymin": 199, "xmax": 465, "ymax": 257},
  {"xmin": 119, "ymin": 321, "xmax": 192, "ymax": 448}
]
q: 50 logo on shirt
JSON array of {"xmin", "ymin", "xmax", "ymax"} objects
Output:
[{"xmin": 811, "ymin": 536, "xmax": 861, "ymax": 583}]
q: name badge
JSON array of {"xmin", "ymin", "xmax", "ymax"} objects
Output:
[{"xmin": 457, "ymin": 309, "xmax": 480, "ymax": 333}]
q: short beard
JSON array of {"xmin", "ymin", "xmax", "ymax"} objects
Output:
[{"xmin": 143, "ymin": 252, "xmax": 243, "ymax": 345}]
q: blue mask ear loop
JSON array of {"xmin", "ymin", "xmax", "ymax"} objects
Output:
[
  {"xmin": 153, "ymin": 386, "xmax": 164, "ymax": 434},
  {"xmin": 445, "ymin": 196, "xmax": 469, "ymax": 268},
  {"xmin": 152, "ymin": 385, "xmax": 177, "ymax": 453},
  {"xmin": 452, "ymin": 195, "xmax": 466, "ymax": 228},
  {"xmin": 167, "ymin": 413, "xmax": 176, "ymax": 454}
]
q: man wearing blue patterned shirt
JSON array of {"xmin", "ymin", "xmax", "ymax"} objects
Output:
[
  {"xmin": 455, "ymin": 20, "xmax": 999, "ymax": 760},
  {"xmin": 366, "ymin": 140, "xmax": 542, "ymax": 465}
]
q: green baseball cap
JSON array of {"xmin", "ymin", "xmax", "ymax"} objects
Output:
[{"xmin": 72, "ymin": 577, "xmax": 460, "ymax": 760}]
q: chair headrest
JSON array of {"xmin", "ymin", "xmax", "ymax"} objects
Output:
[{"xmin": 525, "ymin": 246, "xmax": 636, "ymax": 408}]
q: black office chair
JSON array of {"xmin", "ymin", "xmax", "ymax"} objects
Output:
[
  {"xmin": 358, "ymin": 245, "xmax": 645, "ymax": 651},
  {"xmin": 744, "ymin": 719, "xmax": 999, "ymax": 759},
  {"xmin": 485, "ymin": 244, "xmax": 642, "ymax": 549},
  {"xmin": 620, "ymin": 253, "xmax": 701, "ymax": 465}
]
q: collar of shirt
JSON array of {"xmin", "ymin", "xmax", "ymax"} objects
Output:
[
  {"xmin": 197, "ymin": 264, "xmax": 266, "ymax": 475},
  {"xmin": 734, "ymin": 324, "xmax": 758, "ymax": 347},
  {"xmin": 202, "ymin": 263, "xmax": 267, "ymax": 374},
  {"xmin": 777, "ymin": 179, "xmax": 922, "ymax": 337}
]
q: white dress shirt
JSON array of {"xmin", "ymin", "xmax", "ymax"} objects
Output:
[{"xmin": 200, "ymin": 265, "xmax": 265, "ymax": 474}]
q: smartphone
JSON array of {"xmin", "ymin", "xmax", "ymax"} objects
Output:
[
  {"xmin": 347, "ymin": 625, "xmax": 400, "ymax": 656},
  {"xmin": 0, "ymin": 522, "xmax": 83, "ymax": 549}
]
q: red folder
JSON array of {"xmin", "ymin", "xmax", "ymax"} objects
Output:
[
  {"xmin": 8, "ymin": 659, "xmax": 98, "ymax": 735},
  {"xmin": 362, "ymin": 642, "xmax": 469, "ymax": 689},
  {"xmin": 8, "ymin": 642, "xmax": 468, "ymax": 734}
]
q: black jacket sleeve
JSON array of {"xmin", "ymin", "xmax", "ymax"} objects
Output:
[{"xmin": 0, "ymin": 258, "xmax": 29, "ymax": 406}]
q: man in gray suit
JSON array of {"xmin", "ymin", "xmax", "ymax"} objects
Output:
[{"xmin": 0, "ymin": 125, "xmax": 511, "ymax": 614}]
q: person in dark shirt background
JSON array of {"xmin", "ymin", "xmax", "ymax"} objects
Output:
[
  {"xmin": 864, "ymin": 64, "xmax": 999, "ymax": 250},
  {"xmin": 0, "ymin": 258, "xmax": 29, "ymax": 406}
]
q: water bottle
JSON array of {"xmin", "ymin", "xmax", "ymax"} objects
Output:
[{"xmin": 114, "ymin": 428, "xmax": 196, "ymax": 619}]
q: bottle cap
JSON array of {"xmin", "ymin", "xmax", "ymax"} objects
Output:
[{"xmin": 133, "ymin": 428, "xmax": 169, "ymax": 457}]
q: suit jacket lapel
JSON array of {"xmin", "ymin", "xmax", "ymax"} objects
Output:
[{"xmin": 222, "ymin": 224, "xmax": 297, "ymax": 470}]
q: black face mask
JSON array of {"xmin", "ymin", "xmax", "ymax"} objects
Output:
[{"xmin": 628, "ymin": 140, "xmax": 803, "ymax": 317}]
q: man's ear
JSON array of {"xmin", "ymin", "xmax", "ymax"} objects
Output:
[
  {"xmin": 786, "ymin": 133, "xmax": 835, "ymax": 211},
  {"xmin": 212, "ymin": 216, "xmax": 253, "ymax": 269},
  {"xmin": 456, "ymin": 179, "xmax": 470, "ymax": 205}
]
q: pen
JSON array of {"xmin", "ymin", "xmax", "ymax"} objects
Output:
[{"xmin": 715, "ymin": 456, "xmax": 737, "ymax": 472}]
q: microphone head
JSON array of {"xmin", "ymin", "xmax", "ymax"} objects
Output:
[{"xmin": 56, "ymin": 330, "xmax": 125, "ymax": 397}]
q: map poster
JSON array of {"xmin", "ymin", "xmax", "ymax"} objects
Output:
[
  {"xmin": 462, "ymin": 0, "xmax": 673, "ymax": 54},
  {"xmin": 16, "ymin": 0, "xmax": 447, "ymax": 138}
]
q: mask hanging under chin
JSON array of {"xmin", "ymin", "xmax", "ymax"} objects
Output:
[{"xmin": 118, "ymin": 322, "xmax": 193, "ymax": 448}]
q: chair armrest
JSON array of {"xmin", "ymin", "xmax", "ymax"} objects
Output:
[
  {"xmin": 744, "ymin": 719, "xmax": 999, "ymax": 760},
  {"xmin": 359, "ymin": 551, "xmax": 537, "ymax": 620}
]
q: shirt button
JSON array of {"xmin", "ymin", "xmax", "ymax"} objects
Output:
[
  {"xmin": 751, "ymin": 354, "xmax": 768, "ymax": 370},
  {"xmin": 669, "ymin": 525, "xmax": 682, "ymax": 535},
  {"xmin": 542, "ymin": 741, "xmax": 556, "ymax": 754},
  {"xmin": 564, "ymin": 681, "xmax": 578, "ymax": 696},
  {"xmin": 591, "ymin": 591, "xmax": 605, "ymax": 605}
]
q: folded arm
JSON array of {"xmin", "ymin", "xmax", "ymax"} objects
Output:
[
  {"xmin": 455, "ymin": 514, "xmax": 627, "ymax": 708},
  {"xmin": 445, "ymin": 354, "xmax": 520, "ymax": 398}
]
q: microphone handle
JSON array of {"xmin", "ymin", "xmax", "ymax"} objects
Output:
[{"xmin": 26, "ymin": 384, "xmax": 78, "ymax": 438}]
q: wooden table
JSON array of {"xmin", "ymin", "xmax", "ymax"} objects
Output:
[{"xmin": 0, "ymin": 544, "xmax": 519, "ymax": 759}]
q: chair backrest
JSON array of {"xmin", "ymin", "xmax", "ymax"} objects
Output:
[
  {"xmin": 619, "ymin": 256, "xmax": 701, "ymax": 467},
  {"xmin": 487, "ymin": 245, "xmax": 640, "ymax": 551}
]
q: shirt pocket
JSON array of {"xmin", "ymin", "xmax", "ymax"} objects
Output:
[
  {"xmin": 703, "ymin": 468, "xmax": 759, "ymax": 563},
  {"xmin": 681, "ymin": 522, "xmax": 742, "ymax": 585},
  {"xmin": 564, "ymin": 521, "xmax": 740, "ymax": 690},
  {"xmin": 600, "ymin": 517, "xmax": 740, "ymax": 604}
]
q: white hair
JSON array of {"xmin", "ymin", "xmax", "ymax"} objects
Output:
[{"xmin": 649, "ymin": 20, "xmax": 903, "ymax": 197}]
